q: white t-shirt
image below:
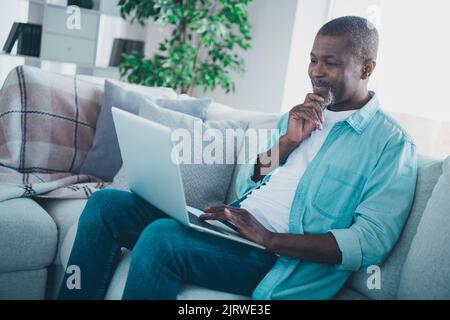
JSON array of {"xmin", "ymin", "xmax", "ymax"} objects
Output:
[{"xmin": 239, "ymin": 108, "xmax": 357, "ymax": 233}]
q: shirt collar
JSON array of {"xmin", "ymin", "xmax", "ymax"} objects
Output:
[{"xmin": 340, "ymin": 91, "xmax": 379, "ymax": 135}]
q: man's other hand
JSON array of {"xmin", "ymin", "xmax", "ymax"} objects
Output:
[{"xmin": 200, "ymin": 205, "xmax": 274, "ymax": 248}]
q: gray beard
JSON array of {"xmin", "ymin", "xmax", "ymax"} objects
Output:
[{"xmin": 322, "ymin": 89, "xmax": 336, "ymax": 109}]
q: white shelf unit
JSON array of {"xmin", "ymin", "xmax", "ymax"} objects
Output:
[
  {"xmin": 0, "ymin": 0, "xmax": 139, "ymax": 80},
  {"xmin": 41, "ymin": 4, "xmax": 100, "ymax": 66}
]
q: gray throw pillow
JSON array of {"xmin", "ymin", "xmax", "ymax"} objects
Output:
[
  {"xmin": 156, "ymin": 98, "xmax": 211, "ymax": 122},
  {"xmin": 79, "ymin": 80, "xmax": 212, "ymax": 181},
  {"xmin": 108, "ymin": 99, "xmax": 249, "ymax": 209}
]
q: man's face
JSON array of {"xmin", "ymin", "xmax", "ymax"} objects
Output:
[{"xmin": 308, "ymin": 34, "xmax": 364, "ymax": 107}]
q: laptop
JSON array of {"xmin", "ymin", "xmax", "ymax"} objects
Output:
[{"xmin": 111, "ymin": 107, "xmax": 265, "ymax": 250}]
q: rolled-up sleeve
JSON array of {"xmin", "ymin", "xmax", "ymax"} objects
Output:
[
  {"xmin": 330, "ymin": 137, "xmax": 418, "ymax": 271},
  {"xmin": 330, "ymin": 228, "xmax": 363, "ymax": 271}
]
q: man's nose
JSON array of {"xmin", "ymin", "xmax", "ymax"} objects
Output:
[{"xmin": 310, "ymin": 63, "xmax": 326, "ymax": 78}]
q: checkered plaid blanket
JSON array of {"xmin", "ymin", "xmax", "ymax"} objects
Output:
[{"xmin": 0, "ymin": 66, "xmax": 108, "ymax": 202}]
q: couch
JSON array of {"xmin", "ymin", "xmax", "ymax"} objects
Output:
[{"xmin": 1, "ymin": 69, "xmax": 449, "ymax": 300}]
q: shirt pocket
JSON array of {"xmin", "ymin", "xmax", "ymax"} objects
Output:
[{"xmin": 312, "ymin": 165, "xmax": 366, "ymax": 228}]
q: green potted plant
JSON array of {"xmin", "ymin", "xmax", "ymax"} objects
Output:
[{"xmin": 118, "ymin": 0, "xmax": 254, "ymax": 95}]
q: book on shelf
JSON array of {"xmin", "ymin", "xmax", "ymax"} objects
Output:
[
  {"xmin": 3, "ymin": 22, "xmax": 42, "ymax": 57},
  {"xmin": 2, "ymin": 22, "xmax": 22, "ymax": 53},
  {"xmin": 31, "ymin": 24, "xmax": 42, "ymax": 57}
]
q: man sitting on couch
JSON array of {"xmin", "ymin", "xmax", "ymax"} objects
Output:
[{"xmin": 58, "ymin": 16, "xmax": 418, "ymax": 300}]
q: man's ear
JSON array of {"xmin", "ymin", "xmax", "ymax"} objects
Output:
[{"xmin": 361, "ymin": 60, "xmax": 376, "ymax": 80}]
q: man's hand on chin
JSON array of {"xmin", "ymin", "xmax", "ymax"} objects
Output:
[{"xmin": 286, "ymin": 93, "xmax": 326, "ymax": 146}]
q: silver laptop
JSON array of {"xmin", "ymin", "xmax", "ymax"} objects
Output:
[{"xmin": 111, "ymin": 107, "xmax": 264, "ymax": 250}]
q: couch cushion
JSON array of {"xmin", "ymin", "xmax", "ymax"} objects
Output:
[
  {"xmin": 136, "ymin": 99, "xmax": 248, "ymax": 209},
  {"xmin": 344, "ymin": 155, "xmax": 443, "ymax": 299},
  {"xmin": 207, "ymin": 102, "xmax": 279, "ymax": 131},
  {"xmin": 35, "ymin": 198, "xmax": 87, "ymax": 266},
  {"xmin": 79, "ymin": 80, "xmax": 187, "ymax": 181},
  {"xmin": 333, "ymin": 288, "xmax": 369, "ymax": 300},
  {"xmin": 76, "ymin": 75, "xmax": 177, "ymax": 99},
  {"xmin": 0, "ymin": 198, "xmax": 57, "ymax": 273},
  {"xmin": 178, "ymin": 285, "xmax": 250, "ymax": 300},
  {"xmin": 0, "ymin": 268, "xmax": 48, "ymax": 300},
  {"xmin": 60, "ymin": 222, "xmax": 77, "ymax": 270},
  {"xmin": 397, "ymin": 156, "xmax": 450, "ymax": 299},
  {"xmin": 108, "ymin": 167, "xmax": 130, "ymax": 191}
]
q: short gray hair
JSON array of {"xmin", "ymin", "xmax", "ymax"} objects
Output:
[{"xmin": 318, "ymin": 16, "xmax": 379, "ymax": 63}]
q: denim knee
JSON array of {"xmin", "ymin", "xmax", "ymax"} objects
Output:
[
  {"xmin": 132, "ymin": 219, "xmax": 186, "ymax": 256},
  {"xmin": 78, "ymin": 189, "xmax": 133, "ymax": 228}
]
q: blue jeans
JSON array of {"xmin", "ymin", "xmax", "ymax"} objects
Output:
[{"xmin": 57, "ymin": 189, "xmax": 277, "ymax": 300}]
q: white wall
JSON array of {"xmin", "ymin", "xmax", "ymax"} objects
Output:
[{"xmin": 144, "ymin": 20, "xmax": 173, "ymax": 60}]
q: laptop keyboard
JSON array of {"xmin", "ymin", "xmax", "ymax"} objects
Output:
[{"xmin": 187, "ymin": 212, "xmax": 237, "ymax": 235}]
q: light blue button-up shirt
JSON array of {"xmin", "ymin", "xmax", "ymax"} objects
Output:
[{"xmin": 233, "ymin": 93, "xmax": 418, "ymax": 299}]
